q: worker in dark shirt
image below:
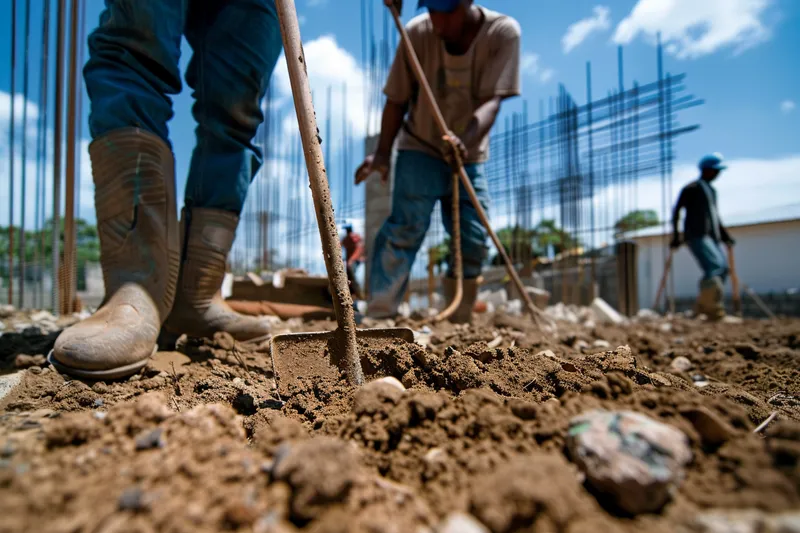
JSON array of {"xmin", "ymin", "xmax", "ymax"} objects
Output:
[{"xmin": 671, "ymin": 153, "xmax": 735, "ymax": 319}]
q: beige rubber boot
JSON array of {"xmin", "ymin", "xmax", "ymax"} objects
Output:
[
  {"xmin": 49, "ymin": 129, "xmax": 180, "ymax": 379},
  {"xmin": 697, "ymin": 277, "xmax": 726, "ymax": 320},
  {"xmin": 444, "ymin": 277, "xmax": 480, "ymax": 324},
  {"xmin": 164, "ymin": 208, "xmax": 273, "ymax": 341}
]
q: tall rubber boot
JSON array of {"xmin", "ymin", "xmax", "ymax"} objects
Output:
[
  {"xmin": 444, "ymin": 277, "xmax": 480, "ymax": 324},
  {"xmin": 49, "ymin": 129, "xmax": 180, "ymax": 379},
  {"xmin": 697, "ymin": 277, "xmax": 726, "ymax": 320},
  {"xmin": 163, "ymin": 208, "xmax": 273, "ymax": 341}
]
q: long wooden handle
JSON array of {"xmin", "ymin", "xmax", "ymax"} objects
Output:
[
  {"xmin": 653, "ymin": 249, "xmax": 673, "ymax": 311},
  {"xmin": 275, "ymin": 0, "xmax": 363, "ymax": 385},
  {"xmin": 388, "ymin": 6, "xmax": 550, "ymax": 329}
]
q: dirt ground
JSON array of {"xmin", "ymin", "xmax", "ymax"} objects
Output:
[{"xmin": 1, "ymin": 311, "xmax": 799, "ymax": 532}]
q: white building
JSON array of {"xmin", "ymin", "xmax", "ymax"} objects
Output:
[{"xmin": 628, "ymin": 204, "xmax": 800, "ymax": 310}]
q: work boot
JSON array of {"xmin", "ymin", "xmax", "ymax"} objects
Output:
[
  {"xmin": 444, "ymin": 277, "xmax": 480, "ymax": 324},
  {"xmin": 696, "ymin": 277, "xmax": 725, "ymax": 320},
  {"xmin": 163, "ymin": 208, "xmax": 273, "ymax": 341},
  {"xmin": 49, "ymin": 129, "xmax": 180, "ymax": 379}
]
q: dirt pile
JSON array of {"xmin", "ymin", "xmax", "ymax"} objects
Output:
[{"xmin": 1, "ymin": 316, "xmax": 799, "ymax": 532}]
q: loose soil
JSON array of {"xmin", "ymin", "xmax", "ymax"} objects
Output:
[{"xmin": 1, "ymin": 314, "xmax": 799, "ymax": 532}]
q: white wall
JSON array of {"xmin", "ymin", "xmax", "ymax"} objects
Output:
[{"xmin": 635, "ymin": 220, "xmax": 800, "ymax": 309}]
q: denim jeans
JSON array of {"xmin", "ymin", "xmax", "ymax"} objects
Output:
[
  {"xmin": 368, "ymin": 150, "xmax": 489, "ymax": 317},
  {"xmin": 686, "ymin": 236, "xmax": 729, "ymax": 283},
  {"xmin": 84, "ymin": 0, "xmax": 283, "ymax": 214}
]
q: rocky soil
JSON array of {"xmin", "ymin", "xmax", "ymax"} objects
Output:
[{"xmin": 1, "ymin": 309, "xmax": 799, "ymax": 533}]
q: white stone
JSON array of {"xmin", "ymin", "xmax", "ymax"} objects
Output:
[
  {"xmin": 591, "ymin": 298, "xmax": 624, "ymax": 325},
  {"xmin": 669, "ymin": 356, "xmax": 692, "ymax": 373},
  {"xmin": 503, "ymin": 299, "xmax": 523, "ymax": 317},
  {"xmin": 0, "ymin": 304, "xmax": 15, "ymax": 318},
  {"xmin": 365, "ymin": 376, "xmax": 405, "ymax": 393},
  {"xmin": 30, "ymin": 310, "xmax": 57, "ymax": 323},
  {"xmin": 437, "ymin": 513, "xmax": 489, "ymax": 533},
  {"xmin": 593, "ymin": 340, "xmax": 611, "ymax": 349},
  {"xmin": 0, "ymin": 372, "xmax": 23, "ymax": 402},
  {"xmin": 397, "ymin": 302, "xmax": 411, "ymax": 318},
  {"xmin": 536, "ymin": 350, "xmax": 557, "ymax": 359},
  {"xmin": 660, "ymin": 322, "xmax": 673, "ymax": 333},
  {"xmin": 637, "ymin": 308, "xmax": 660, "ymax": 321}
]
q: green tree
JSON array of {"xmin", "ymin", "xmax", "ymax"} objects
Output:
[
  {"xmin": 614, "ymin": 209, "xmax": 659, "ymax": 239},
  {"xmin": 532, "ymin": 219, "xmax": 578, "ymax": 255}
]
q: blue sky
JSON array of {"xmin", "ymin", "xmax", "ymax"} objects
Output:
[{"xmin": 0, "ymin": 0, "xmax": 798, "ymax": 241}]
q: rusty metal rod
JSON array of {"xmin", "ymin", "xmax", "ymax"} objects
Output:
[
  {"xmin": 274, "ymin": 0, "xmax": 363, "ymax": 385},
  {"xmin": 62, "ymin": 0, "xmax": 80, "ymax": 314},
  {"xmin": 52, "ymin": 0, "xmax": 66, "ymax": 313}
]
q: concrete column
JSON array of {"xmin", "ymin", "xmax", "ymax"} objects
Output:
[{"xmin": 363, "ymin": 135, "xmax": 394, "ymax": 299}]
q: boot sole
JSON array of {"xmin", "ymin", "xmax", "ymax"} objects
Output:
[{"xmin": 46, "ymin": 346, "xmax": 156, "ymax": 381}]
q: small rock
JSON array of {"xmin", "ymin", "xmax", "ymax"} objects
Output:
[
  {"xmin": 214, "ymin": 331, "xmax": 236, "ymax": 350},
  {"xmin": 14, "ymin": 354, "xmax": 46, "ymax": 369},
  {"xmin": 567, "ymin": 409, "xmax": 692, "ymax": 515},
  {"xmin": 28, "ymin": 366, "xmax": 42, "ymax": 375},
  {"xmin": 689, "ymin": 510, "xmax": 764, "ymax": 533},
  {"xmin": 93, "ymin": 398, "xmax": 105, "ymax": 408},
  {"xmin": 0, "ymin": 304, "xmax": 15, "ymax": 318},
  {"xmin": 30, "ymin": 310, "xmax": 57, "ymax": 323},
  {"xmin": 680, "ymin": 407, "xmax": 733, "ymax": 447},
  {"xmin": 437, "ymin": 513, "xmax": 490, "ymax": 533},
  {"xmin": 507, "ymin": 399, "xmax": 537, "ymax": 420},
  {"xmin": 118, "ymin": 487, "xmax": 150, "ymax": 511},
  {"xmin": 692, "ymin": 374, "xmax": 711, "ymax": 388},
  {"xmin": 134, "ymin": 427, "xmax": 165, "ymax": 451},
  {"xmin": 1, "ymin": 442, "xmax": 16, "ymax": 458},
  {"xmin": 128, "ymin": 374, "xmax": 141, "ymax": 382},
  {"xmin": 591, "ymin": 297, "xmax": 624, "ymax": 325},
  {"xmin": 353, "ymin": 378, "xmax": 405, "ymax": 416},
  {"xmin": 669, "ymin": 356, "xmax": 693, "ymax": 373},
  {"xmin": 574, "ymin": 340, "xmax": 590, "ymax": 351},
  {"xmin": 92, "ymin": 382, "xmax": 109, "ymax": 394},
  {"xmin": 593, "ymin": 340, "xmax": 611, "ymax": 349},
  {"xmin": 536, "ymin": 349, "xmax": 557, "ymax": 359},
  {"xmin": 93, "ymin": 412, "xmax": 108, "ymax": 421},
  {"xmin": 659, "ymin": 322, "xmax": 673, "ymax": 333},
  {"xmin": 366, "ymin": 376, "xmax": 405, "ymax": 392}
]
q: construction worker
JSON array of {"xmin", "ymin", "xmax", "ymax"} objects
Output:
[
  {"xmin": 356, "ymin": 0, "xmax": 521, "ymax": 322},
  {"xmin": 48, "ymin": 1, "xmax": 283, "ymax": 378},
  {"xmin": 671, "ymin": 153, "xmax": 735, "ymax": 319},
  {"xmin": 341, "ymin": 224, "xmax": 365, "ymax": 300}
]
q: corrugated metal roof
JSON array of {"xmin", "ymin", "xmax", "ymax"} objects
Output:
[{"xmin": 625, "ymin": 203, "xmax": 800, "ymax": 240}]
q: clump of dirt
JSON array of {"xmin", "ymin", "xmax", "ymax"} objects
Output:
[{"xmin": 1, "ymin": 316, "xmax": 799, "ymax": 532}]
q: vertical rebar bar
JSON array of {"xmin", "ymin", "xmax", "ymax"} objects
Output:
[
  {"xmin": 52, "ymin": 0, "xmax": 66, "ymax": 312},
  {"xmin": 9, "ymin": 0, "xmax": 18, "ymax": 305}
]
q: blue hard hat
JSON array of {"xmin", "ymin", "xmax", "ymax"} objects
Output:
[
  {"xmin": 698, "ymin": 153, "xmax": 727, "ymax": 171},
  {"xmin": 418, "ymin": 0, "xmax": 461, "ymax": 12}
]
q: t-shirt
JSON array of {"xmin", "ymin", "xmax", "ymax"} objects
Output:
[
  {"xmin": 383, "ymin": 6, "xmax": 521, "ymax": 163},
  {"xmin": 341, "ymin": 233, "xmax": 364, "ymax": 262},
  {"xmin": 674, "ymin": 179, "xmax": 732, "ymax": 243}
]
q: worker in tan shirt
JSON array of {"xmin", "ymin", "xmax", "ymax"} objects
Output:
[{"xmin": 356, "ymin": 0, "xmax": 521, "ymax": 322}]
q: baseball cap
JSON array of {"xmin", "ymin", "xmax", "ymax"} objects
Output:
[
  {"xmin": 698, "ymin": 153, "xmax": 727, "ymax": 171},
  {"xmin": 417, "ymin": 0, "xmax": 461, "ymax": 12}
]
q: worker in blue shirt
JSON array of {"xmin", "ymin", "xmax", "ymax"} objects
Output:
[{"xmin": 671, "ymin": 153, "xmax": 735, "ymax": 319}]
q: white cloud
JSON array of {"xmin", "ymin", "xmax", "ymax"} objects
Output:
[
  {"xmin": 781, "ymin": 100, "xmax": 796, "ymax": 114},
  {"xmin": 273, "ymin": 35, "xmax": 381, "ymax": 147},
  {"xmin": 521, "ymin": 53, "xmax": 555, "ymax": 84},
  {"xmin": 613, "ymin": 0, "xmax": 773, "ymax": 59},
  {"xmin": 562, "ymin": 6, "xmax": 611, "ymax": 54}
]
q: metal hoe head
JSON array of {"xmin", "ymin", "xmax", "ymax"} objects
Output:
[{"xmin": 270, "ymin": 327, "xmax": 415, "ymax": 396}]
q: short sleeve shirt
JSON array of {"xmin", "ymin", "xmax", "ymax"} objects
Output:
[{"xmin": 383, "ymin": 6, "xmax": 521, "ymax": 163}]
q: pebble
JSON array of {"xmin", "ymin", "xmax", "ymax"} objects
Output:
[
  {"xmin": 134, "ymin": 427, "xmax": 165, "ymax": 451},
  {"xmin": 692, "ymin": 374, "xmax": 711, "ymax": 388},
  {"xmin": 92, "ymin": 382, "xmax": 109, "ymax": 394},
  {"xmin": 689, "ymin": 510, "xmax": 800, "ymax": 533},
  {"xmin": 536, "ymin": 350, "xmax": 557, "ymax": 359},
  {"xmin": 93, "ymin": 398, "xmax": 105, "ymax": 408},
  {"xmin": 0, "ymin": 304, "xmax": 15, "ymax": 318},
  {"xmin": 118, "ymin": 487, "xmax": 150, "ymax": 511},
  {"xmin": 659, "ymin": 322, "xmax": 673, "ymax": 333},
  {"xmin": 567, "ymin": 409, "xmax": 692, "ymax": 515},
  {"xmin": 573, "ymin": 340, "xmax": 590, "ymax": 351},
  {"xmin": 680, "ymin": 407, "xmax": 733, "ymax": 447},
  {"xmin": 593, "ymin": 339, "xmax": 611, "ymax": 349},
  {"xmin": 437, "ymin": 513, "xmax": 490, "ymax": 533},
  {"xmin": 364, "ymin": 376, "xmax": 406, "ymax": 393},
  {"xmin": 669, "ymin": 356, "xmax": 693, "ymax": 373}
]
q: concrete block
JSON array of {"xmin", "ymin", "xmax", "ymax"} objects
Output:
[{"xmin": 591, "ymin": 297, "xmax": 624, "ymax": 325}]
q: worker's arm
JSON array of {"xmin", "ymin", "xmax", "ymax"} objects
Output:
[
  {"xmin": 670, "ymin": 190, "xmax": 685, "ymax": 248},
  {"xmin": 462, "ymin": 96, "xmax": 504, "ymax": 152},
  {"xmin": 719, "ymin": 224, "xmax": 735, "ymax": 247},
  {"xmin": 355, "ymin": 99, "xmax": 408, "ymax": 184}
]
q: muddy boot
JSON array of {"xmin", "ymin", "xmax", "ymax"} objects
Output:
[
  {"xmin": 49, "ymin": 129, "xmax": 180, "ymax": 379},
  {"xmin": 444, "ymin": 277, "xmax": 480, "ymax": 324},
  {"xmin": 697, "ymin": 277, "xmax": 726, "ymax": 320},
  {"xmin": 164, "ymin": 208, "xmax": 273, "ymax": 341}
]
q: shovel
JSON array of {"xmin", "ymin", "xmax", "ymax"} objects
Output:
[
  {"xmin": 270, "ymin": 0, "xmax": 414, "ymax": 395},
  {"xmin": 387, "ymin": 5, "xmax": 553, "ymax": 331}
]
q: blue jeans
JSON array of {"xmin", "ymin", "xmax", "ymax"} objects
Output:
[
  {"xmin": 84, "ymin": 0, "xmax": 283, "ymax": 214},
  {"xmin": 687, "ymin": 236, "xmax": 729, "ymax": 283},
  {"xmin": 369, "ymin": 150, "xmax": 489, "ymax": 317}
]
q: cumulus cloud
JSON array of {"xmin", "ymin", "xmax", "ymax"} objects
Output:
[
  {"xmin": 613, "ymin": 0, "xmax": 773, "ymax": 59},
  {"xmin": 562, "ymin": 6, "xmax": 612, "ymax": 54},
  {"xmin": 781, "ymin": 100, "xmax": 796, "ymax": 114},
  {"xmin": 521, "ymin": 53, "xmax": 555, "ymax": 84},
  {"xmin": 272, "ymin": 34, "xmax": 382, "ymax": 148}
]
